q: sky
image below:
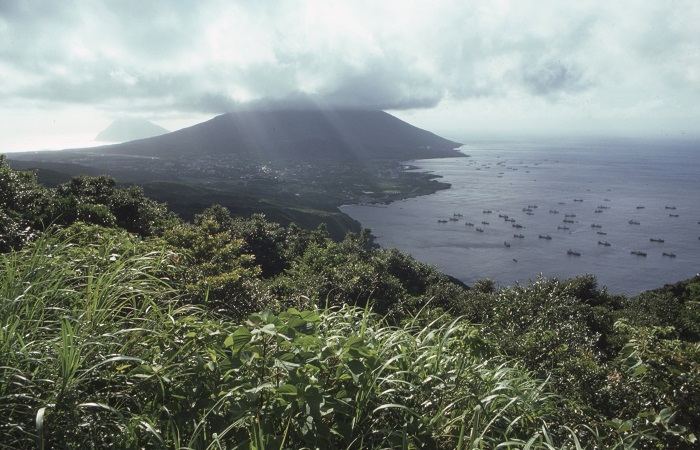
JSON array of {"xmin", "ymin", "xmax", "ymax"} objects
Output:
[{"xmin": 1, "ymin": 0, "xmax": 699, "ymax": 152}]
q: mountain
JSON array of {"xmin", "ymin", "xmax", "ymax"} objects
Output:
[
  {"xmin": 95, "ymin": 118, "xmax": 170, "ymax": 142},
  {"xmin": 85, "ymin": 108, "xmax": 462, "ymax": 161}
]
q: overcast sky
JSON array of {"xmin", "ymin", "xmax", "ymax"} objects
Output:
[{"xmin": 1, "ymin": 0, "xmax": 699, "ymax": 151}]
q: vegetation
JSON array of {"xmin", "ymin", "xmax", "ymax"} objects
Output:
[{"xmin": 1, "ymin": 158, "xmax": 699, "ymax": 448}]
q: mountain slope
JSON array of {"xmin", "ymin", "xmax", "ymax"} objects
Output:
[{"xmin": 85, "ymin": 108, "xmax": 462, "ymax": 161}]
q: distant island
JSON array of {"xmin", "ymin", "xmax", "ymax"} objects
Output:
[{"xmin": 95, "ymin": 118, "xmax": 170, "ymax": 142}]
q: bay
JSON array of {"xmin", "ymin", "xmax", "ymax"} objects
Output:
[{"xmin": 341, "ymin": 136, "xmax": 700, "ymax": 296}]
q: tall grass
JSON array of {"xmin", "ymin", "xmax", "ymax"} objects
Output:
[{"xmin": 0, "ymin": 224, "xmax": 633, "ymax": 448}]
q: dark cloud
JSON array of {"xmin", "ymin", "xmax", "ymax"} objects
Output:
[{"xmin": 521, "ymin": 60, "xmax": 590, "ymax": 98}]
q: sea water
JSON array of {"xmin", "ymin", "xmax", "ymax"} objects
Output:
[{"xmin": 341, "ymin": 136, "xmax": 700, "ymax": 296}]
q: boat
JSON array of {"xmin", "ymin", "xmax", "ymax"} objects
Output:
[
  {"xmin": 591, "ymin": 224, "xmax": 602, "ymax": 228},
  {"xmin": 528, "ymin": 205, "xmax": 538, "ymax": 209},
  {"xmin": 453, "ymin": 213, "xmax": 463, "ymax": 217},
  {"xmin": 565, "ymin": 214, "xmax": 576, "ymax": 217},
  {"xmin": 465, "ymin": 222, "xmax": 474, "ymax": 226},
  {"xmin": 538, "ymin": 235, "xmax": 552, "ymax": 240},
  {"xmin": 636, "ymin": 206, "xmax": 645, "ymax": 209},
  {"xmin": 574, "ymin": 199, "xmax": 583, "ymax": 202},
  {"xmin": 513, "ymin": 234, "xmax": 524, "ymax": 238},
  {"xmin": 526, "ymin": 212, "xmax": 534, "ymax": 215},
  {"xmin": 650, "ymin": 238, "xmax": 665, "ymax": 243},
  {"xmin": 563, "ymin": 219, "xmax": 575, "ymax": 223},
  {"xmin": 437, "ymin": 219, "xmax": 448, "ymax": 223},
  {"xmin": 512, "ymin": 224, "xmax": 524, "ymax": 228},
  {"xmin": 476, "ymin": 227, "xmax": 484, "ymax": 232},
  {"xmin": 629, "ymin": 220, "xmax": 640, "ymax": 225},
  {"xmin": 483, "ymin": 210, "xmax": 492, "ymax": 213},
  {"xmin": 505, "ymin": 218, "xmax": 515, "ymax": 222},
  {"xmin": 557, "ymin": 226, "xmax": 570, "ymax": 230},
  {"xmin": 597, "ymin": 231, "xmax": 607, "ymax": 235},
  {"xmin": 498, "ymin": 214, "xmax": 506, "ymax": 218},
  {"xmin": 449, "ymin": 217, "xmax": 459, "ymax": 221},
  {"xmin": 597, "ymin": 205, "xmax": 610, "ymax": 209},
  {"xmin": 595, "ymin": 210, "xmax": 603, "ymax": 213},
  {"xmin": 481, "ymin": 221, "xmax": 490, "ymax": 225},
  {"xmin": 522, "ymin": 208, "xmax": 533, "ymax": 212},
  {"xmin": 662, "ymin": 252, "xmax": 677, "ymax": 257},
  {"xmin": 631, "ymin": 251, "xmax": 647, "ymax": 256},
  {"xmin": 567, "ymin": 250, "xmax": 581, "ymax": 256},
  {"xmin": 598, "ymin": 241, "xmax": 611, "ymax": 246},
  {"xmin": 504, "ymin": 241, "xmax": 511, "ymax": 247},
  {"xmin": 549, "ymin": 210, "xmax": 559, "ymax": 214},
  {"xmin": 665, "ymin": 206, "xmax": 676, "ymax": 210},
  {"xmin": 669, "ymin": 214, "xmax": 679, "ymax": 217}
]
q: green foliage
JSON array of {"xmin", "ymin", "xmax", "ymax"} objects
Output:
[
  {"xmin": 0, "ymin": 155, "xmax": 48, "ymax": 251},
  {"xmin": 161, "ymin": 218, "xmax": 269, "ymax": 318},
  {"xmin": 0, "ymin": 228, "xmax": 607, "ymax": 448}
]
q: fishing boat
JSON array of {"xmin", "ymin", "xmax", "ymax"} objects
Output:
[
  {"xmin": 483, "ymin": 210, "xmax": 492, "ymax": 213},
  {"xmin": 650, "ymin": 238, "xmax": 665, "ymax": 243},
  {"xmin": 669, "ymin": 214, "xmax": 679, "ymax": 217},
  {"xmin": 557, "ymin": 226, "xmax": 570, "ymax": 230},
  {"xmin": 437, "ymin": 219, "xmax": 448, "ymax": 223},
  {"xmin": 665, "ymin": 206, "xmax": 676, "ymax": 210},
  {"xmin": 662, "ymin": 252, "xmax": 677, "ymax": 257},
  {"xmin": 565, "ymin": 213, "xmax": 576, "ymax": 217},
  {"xmin": 598, "ymin": 241, "xmax": 611, "ymax": 246},
  {"xmin": 574, "ymin": 199, "xmax": 583, "ymax": 202},
  {"xmin": 636, "ymin": 206, "xmax": 645, "ymax": 209},
  {"xmin": 465, "ymin": 222, "xmax": 474, "ymax": 227},
  {"xmin": 513, "ymin": 234, "xmax": 524, "ymax": 238},
  {"xmin": 567, "ymin": 250, "xmax": 581, "ymax": 256},
  {"xmin": 481, "ymin": 221, "xmax": 489, "ymax": 225},
  {"xmin": 595, "ymin": 209, "xmax": 603, "ymax": 213},
  {"xmin": 563, "ymin": 219, "xmax": 575, "ymax": 223},
  {"xmin": 504, "ymin": 241, "xmax": 511, "ymax": 247},
  {"xmin": 591, "ymin": 224, "xmax": 602, "ymax": 228},
  {"xmin": 549, "ymin": 210, "xmax": 559, "ymax": 214},
  {"xmin": 476, "ymin": 227, "xmax": 484, "ymax": 232},
  {"xmin": 512, "ymin": 224, "xmax": 524, "ymax": 228},
  {"xmin": 538, "ymin": 235, "xmax": 552, "ymax": 240},
  {"xmin": 597, "ymin": 231, "xmax": 607, "ymax": 235},
  {"xmin": 631, "ymin": 251, "xmax": 647, "ymax": 257},
  {"xmin": 629, "ymin": 220, "xmax": 640, "ymax": 225}
]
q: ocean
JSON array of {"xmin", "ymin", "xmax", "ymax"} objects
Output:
[{"xmin": 341, "ymin": 136, "xmax": 700, "ymax": 296}]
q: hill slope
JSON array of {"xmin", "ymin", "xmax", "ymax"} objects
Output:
[{"xmin": 84, "ymin": 108, "xmax": 462, "ymax": 161}]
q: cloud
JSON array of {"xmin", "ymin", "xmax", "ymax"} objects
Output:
[
  {"xmin": 1, "ymin": 0, "xmax": 699, "ymax": 140},
  {"xmin": 521, "ymin": 59, "xmax": 590, "ymax": 98}
]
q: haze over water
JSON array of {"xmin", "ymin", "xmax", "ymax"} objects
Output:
[{"xmin": 342, "ymin": 136, "xmax": 700, "ymax": 296}]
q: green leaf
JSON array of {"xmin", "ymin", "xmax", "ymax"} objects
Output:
[
  {"xmin": 277, "ymin": 384, "xmax": 298, "ymax": 396},
  {"xmin": 225, "ymin": 327, "xmax": 252, "ymax": 353}
]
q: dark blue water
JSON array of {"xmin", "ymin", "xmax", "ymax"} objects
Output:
[{"xmin": 342, "ymin": 136, "xmax": 700, "ymax": 296}]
